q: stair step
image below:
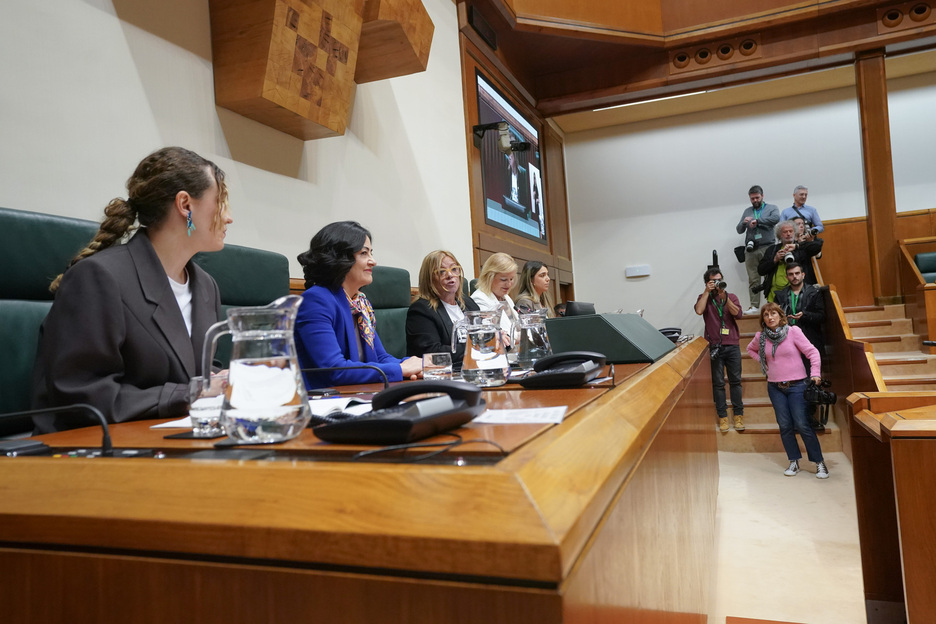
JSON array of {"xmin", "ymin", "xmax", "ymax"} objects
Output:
[
  {"xmin": 862, "ymin": 335, "xmax": 902, "ymax": 343},
  {"xmin": 875, "ymin": 357, "xmax": 929, "ymax": 366},
  {"xmin": 843, "ymin": 305, "xmax": 885, "ymax": 313},
  {"xmin": 849, "ymin": 320, "xmax": 893, "ymax": 328},
  {"xmin": 717, "ymin": 422, "xmax": 842, "ymax": 453}
]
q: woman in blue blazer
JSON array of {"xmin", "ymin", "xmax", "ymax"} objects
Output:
[{"xmin": 296, "ymin": 221, "xmax": 422, "ymax": 388}]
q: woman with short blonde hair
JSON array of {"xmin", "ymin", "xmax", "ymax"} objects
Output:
[{"xmin": 471, "ymin": 252, "xmax": 519, "ymax": 333}]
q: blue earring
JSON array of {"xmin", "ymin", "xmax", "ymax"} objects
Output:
[{"xmin": 186, "ymin": 210, "xmax": 196, "ymax": 237}]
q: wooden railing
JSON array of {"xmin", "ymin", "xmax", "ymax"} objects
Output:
[{"xmin": 898, "ymin": 237, "xmax": 936, "ymax": 354}]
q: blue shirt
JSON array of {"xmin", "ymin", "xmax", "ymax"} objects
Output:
[{"xmin": 780, "ymin": 204, "xmax": 823, "ymax": 232}]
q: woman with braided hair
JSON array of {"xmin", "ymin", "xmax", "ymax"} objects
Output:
[
  {"xmin": 32, "ymin": 147, "xmax": 233, "ymax": 433},
  {"xmin": 746, "ymin": 302, "xmax": 828, "ymax": 479}
]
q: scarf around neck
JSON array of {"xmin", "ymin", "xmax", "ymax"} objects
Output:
[
  {"xmin": 758, "ymin": 325, "xmax": 789, "ymax": 376},
  {"xmin": 346, "ymin": 291, "xmax": 377, "ymax": 349}
]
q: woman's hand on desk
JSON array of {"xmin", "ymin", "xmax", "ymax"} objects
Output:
[{"xmin": 401, "ymin": 356, "xmax": 423, "ymax": 380}]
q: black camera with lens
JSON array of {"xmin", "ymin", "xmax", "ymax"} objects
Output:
[
  {"xmin": 809, "ymin": 227, "xmax": 820, "ymax": 237},
  {"xmin": 709, "ymin": 344, "xmax": 722, "ymax": 360},
  {"xmin": 805, "ymin": 379, "xmax": 836, "ymax": 405}
]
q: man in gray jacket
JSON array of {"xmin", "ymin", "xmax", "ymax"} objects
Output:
[{"xmin": 736, "ymin": 185, "xmax": 779, "ymax": 314}]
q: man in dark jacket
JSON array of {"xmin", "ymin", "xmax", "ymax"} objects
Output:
[
  {"xmin": 757, "ymin": 220, "xmax": 823, "ymax": 302},
  {"xmin": 775, "ymin": 262, "xmax": 827, "ymax": 430}
]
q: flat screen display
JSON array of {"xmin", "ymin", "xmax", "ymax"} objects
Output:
[{"xmin": 476, "ymin": 72, "xmax": 546, "ymax": 244}]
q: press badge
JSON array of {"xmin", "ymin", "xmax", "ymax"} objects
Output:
[{"xmin": 721, "ymin": 328, "xmax": 730, "ymax": 335}]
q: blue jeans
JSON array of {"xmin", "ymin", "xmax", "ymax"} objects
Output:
[
  {"xmin": 767, "ymin": 380, "xmax": 824, "ymax": 462},
  {"xmin": 710, "ymin": 344, "xmax": 743, "ymax": 419}
]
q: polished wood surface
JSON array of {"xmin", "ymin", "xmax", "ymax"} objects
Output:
[
  {"xmin": 856, "ymin": 49, "xmax": 900, "ymax": 304},
  {"xmin": 0, "ymin": 340, "xmax": 716, "ymax": 623},
  {"xmin": 356, "ymin": 0, "xmax": 435, "ymax": 83},
  {"xmin": 209, "ymin": 0, "xmax": 365, "ymax": 140}
]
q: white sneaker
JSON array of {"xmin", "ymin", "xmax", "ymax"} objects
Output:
[
  {"xmin": 784, "ymin": 460, "xmax": 800, "ymax": 476},
  {"xmin": 816, "ymin": 461, "xmax": 830, "ymax": 479},
  {"xmin": 744, "ymin": 306, "xmax": 760, "ymax": 315}
]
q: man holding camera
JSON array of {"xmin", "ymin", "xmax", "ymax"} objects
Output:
[
  {"xmin": 757, "ymin": 220, "xmax": 823, "ymax": 302},
  {"xmin": 780, "ymin": 185, "xmax": 824, "ymax": 234},
  {"xmin": 775, "ymin": 262, "xmax": 827, "ymax": 430},
  {"xmin": 736, "ymin": 185, "xmax": 780, "ymax": 314},
  {"xmin": 695, "ymin": 268, "xmax": 745, "ymax": 432}
]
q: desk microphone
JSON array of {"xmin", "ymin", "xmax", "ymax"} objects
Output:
[
  {"xmin": 301, "ymin": 365, "xmax": 390, "ymax": 391},
  {"xmin": 0, "ymin": 404, "xmax": 113, "ymax": 456}
]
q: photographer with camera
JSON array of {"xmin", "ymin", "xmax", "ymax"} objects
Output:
[
  {"xmin": 736, "ymin": 185, "xmax": 780, "ymax": 314},
  {"xmin": 747, "ymin": 303, "xmax": 829, "ymax": 479},
  {"xmin": 780, "ymin": 185, "xmax": 824, "ymax": 234},
  {"xmin": 776, "ymin": 263, "xmax": 827, "ymax": 430},
  {"xmin": 694, "ymin": 268, "xmax": 745, "ymax": 432},
  {"xmin": 756, "ymin": 220, "xmax": 823, "ymax": 302}
]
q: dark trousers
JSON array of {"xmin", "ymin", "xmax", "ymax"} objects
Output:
[
  {"xmin": 767, "ymin": 380, "xmax": 824, "ymax": 463},
  {"xmin": 710, "ymin": 344, "xmax": 743, "ymax": 419}
]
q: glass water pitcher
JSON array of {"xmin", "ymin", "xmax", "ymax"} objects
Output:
[{"xmin": 451, "ymin": 309, "xmax": 509, "ymax": 387}]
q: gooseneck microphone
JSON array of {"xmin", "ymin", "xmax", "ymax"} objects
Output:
[
  {"xmin": 0, "ymin": 403, "xmax": 113, "ymax": 456},
  {"xmin": 301, "ymin": 364, "xmax": 391, "ymax": 390}
]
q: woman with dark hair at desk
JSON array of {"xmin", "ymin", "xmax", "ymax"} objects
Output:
[
  {"xmin": 32, "ymin": 147, "xmax": 233, "ymax": 433},
  {"xmin": 513, "ymin": 260, "xmax": 555, "ymax": 317},
  {"xmin": 406, "ymin": 249, "xmax": 480, "ymax": 363},
  {"xmin": 296, "ymin": 221, "xmax": 422, "ymax": 388}
]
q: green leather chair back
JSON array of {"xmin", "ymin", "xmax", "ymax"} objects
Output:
[
  {"xmin": 193, "ymin": 244, "xmax": 291, "ymax": 367},
  {"xmin": 360, "ymin": 265, "xmax": 412, "ymax": 359},
  {"xmin": 0, "ymin": 207, "xmax": 99, "ymax": 434}
]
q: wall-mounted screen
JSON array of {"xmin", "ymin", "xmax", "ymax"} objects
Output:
[{"xmin": 476, "ymin": 71, "xmax": 546, "ymax": 244}]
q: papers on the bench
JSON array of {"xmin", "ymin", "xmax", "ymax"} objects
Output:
[{"xmin": 473, "ymin": 406, "xmax": 567, "ymax": 425}]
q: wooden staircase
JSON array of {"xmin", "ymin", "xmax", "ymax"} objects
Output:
[
  {"xmin": 846, "ymin": 303, "xmax": 936, "ymax": 391},
  {"xmin": 717, "ymin": 312, "xmax": 842, "ymax": 453}
]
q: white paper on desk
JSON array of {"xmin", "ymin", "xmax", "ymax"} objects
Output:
[
  {"xmin": 151, "ymin": 417, "xmax": 193, "ymax": 429},
  {"xmin": 308, "ymin": 396, "xmax": 372, "ymax": 417},
  {"xmin": 473, "ymin": 406, "xmax": 567, "ymax": 425}
]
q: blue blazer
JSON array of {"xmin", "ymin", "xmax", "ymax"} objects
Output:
[{"xmin": 295, "ymin": 285, "xmax": 403, "ymax": 387}]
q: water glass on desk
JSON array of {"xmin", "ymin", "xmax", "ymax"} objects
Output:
[
  {"xmin": 188, "ymin": 373, "xmax": 227, "ymax": 437},
  {"xmin": 422, "ymin": 352, "xmax": 453, "ymax": 380}
]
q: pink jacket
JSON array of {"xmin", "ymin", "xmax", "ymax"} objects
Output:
[{"xmin": 746, "ymin": 325, "xmax": 820, "ymax": 382}]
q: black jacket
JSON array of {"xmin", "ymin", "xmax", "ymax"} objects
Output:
[
  {"xmin": 757, "ymin": 238, "xmax": 823, "ymax": 299},
  {"xmin": 774, "ymin": 283, "xmax": 825, "ymax": 350},
  {"xmin": 406, "ymin": 296, "xmax": 480, "ymax": 365}
]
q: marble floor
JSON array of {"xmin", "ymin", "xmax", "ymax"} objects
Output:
[{"xmin": 709, "ymin": 451, "xmax": 866, "ymax": 624}]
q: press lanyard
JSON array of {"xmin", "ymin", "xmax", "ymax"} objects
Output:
[
  {"xmin": 753, "ymin": 203, "xmax": 762, "ymax": 220},
  {"xmin": 712, "ymin": 296, "xmax": 728, "ymax": 334},
  {"xmin": 790, "ymin": 292, "xmax": 798, "ymax": 325}
]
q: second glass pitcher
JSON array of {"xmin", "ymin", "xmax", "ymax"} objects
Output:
[
  {"xmin": 513, "ymin": 311, "xmax": 553, "ymax": 370},
  {"xmin": 451, "ymin": 310, "xmax": 509, "ymax": 387},
  {"xmin": 202, "ymin": 295, "xmax": 311, "ymax": 443}
]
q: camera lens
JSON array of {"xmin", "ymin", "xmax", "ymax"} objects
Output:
[
  {"xmin": 717, "ymin": 281, "xmax": 727, "ymax": 289},
  {"xmin": 784, "ymin": 253, "xmax": 795, "ymax": 264}
]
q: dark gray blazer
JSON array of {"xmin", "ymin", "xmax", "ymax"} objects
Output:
[
  {"xmin": 405, "ymin": 296, "xmax": 481, "ymax": 364},
  {"xmin": 32, "ymin": 230, "xmax": 221, "ymax": 433}
]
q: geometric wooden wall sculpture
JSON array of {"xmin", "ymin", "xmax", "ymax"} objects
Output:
[
  {"xmin": 356, "ymin": 0, "xmax": 435, "ymax": 84},
  {"xmin": 209, "ymin": 0, "xmax": 434, "ymax": 140}
]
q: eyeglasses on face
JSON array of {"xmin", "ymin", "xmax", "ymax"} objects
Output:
[{"xmin": 435, "ymin": 266, "xmax": 463, "ymax": 278}]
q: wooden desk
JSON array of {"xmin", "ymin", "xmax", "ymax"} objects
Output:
[
  {"xmin": 0, "ymin": 340, "xmax": 716, "ymax": 623},
  {"xmin": 849, "ymin": 392, "xmax": 936, "ymax": 624}
]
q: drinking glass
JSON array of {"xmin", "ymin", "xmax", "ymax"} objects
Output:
[
  {"xmin": 188, "ymin": 373, "xmax": 227, "ymax": 437},
  {"xmin": 422, "ymin": 352, "xmax": 453, "ymax": 380}
]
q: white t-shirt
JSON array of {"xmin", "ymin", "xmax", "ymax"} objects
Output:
[{"xmin": 168, "ymin": 270, "xmax": 193, "ymax": 337}]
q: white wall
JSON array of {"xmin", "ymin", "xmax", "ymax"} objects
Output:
[
  {"xmin": 565, "ymin": 70, "xmax": 936, "ymax": 336},
  {"xmin": 0, "ymin": 0, "xmax": 472, "ymax": 281}
]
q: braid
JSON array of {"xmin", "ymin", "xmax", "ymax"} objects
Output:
[{"xmin": 49, "ymin": 198, "xmax": 136, "ymax": 293}]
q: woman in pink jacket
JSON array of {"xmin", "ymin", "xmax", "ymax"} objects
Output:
[{"xmin": 747, "ymin": 302, "xmax": 829, "ymax": 479}]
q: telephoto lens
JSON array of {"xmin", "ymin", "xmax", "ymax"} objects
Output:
[
  {"xmin": 784, "ymin": 253, "xmax": 796, "ymax": 264},
  {"xmin": 717, "ymin": 281, "xmax": 727, "ymax": 289},
  {"xmin": 746, "ymin": 241, "xmax": 755, "ymax": 251}
]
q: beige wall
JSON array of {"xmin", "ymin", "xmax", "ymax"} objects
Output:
[
  {"xmin": 564, "ymin": 67, "xmax": 936, "ymax": 334},
  {"xmin": 0, "ymin": 0, "xmax": 472, "ymax": 282}
]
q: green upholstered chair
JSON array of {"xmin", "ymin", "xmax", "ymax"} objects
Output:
[
  {"xmin": 360, "ymin": 265, "xmax": 412, "ymax": 359},
  {"xmin": 914, "ymin": 252, "xmax": 936, "ymax": 283},
  {"xmin": 0, "ymin": 207, "xmax": 99, "ymax": 436},
  {"xmin": 193, "ymin": 245, "xmax": 291, "ymax": 366}
]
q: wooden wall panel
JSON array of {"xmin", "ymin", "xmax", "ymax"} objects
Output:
[
  {"xmin": 661, "ymin": 0, "xmax": 817, "ymax": 34},
  {"xmin": 818, "ymin": 209, "xmax": 936, "ymax": 308},
  {"xmin": 509, "ymin": 0, "xmax": 664, "ymax": 38}
]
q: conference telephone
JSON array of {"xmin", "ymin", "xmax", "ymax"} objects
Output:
[
  {"xmin": 518, "ymin": 351, "xmax": 607, "ymax": 389},
  {"xmin": 311, "ymin": 380, "xmax": 486, "ymax": 445}
]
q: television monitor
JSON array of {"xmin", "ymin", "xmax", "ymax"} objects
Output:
[{"xmin": 475, "ymin": 71, "xmax": 546, "ymax": 244}]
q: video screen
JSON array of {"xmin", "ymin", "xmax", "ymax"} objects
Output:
[{"xmin": 476, "ymin": 72, "xmax": 546, "ymax": 244}]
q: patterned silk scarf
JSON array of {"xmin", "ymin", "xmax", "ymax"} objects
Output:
[
  {"xmin": 758, "ymin": 325, "xmax": 789, "ymax": 377},
  {"xmin": 346, "ymin": 291, "xmax": 377, "ymax": 349}
]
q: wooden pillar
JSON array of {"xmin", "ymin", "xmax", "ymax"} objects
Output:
[{"xmin": 855, "ymin": 50, "xmax": 900, "ymax": 305}]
